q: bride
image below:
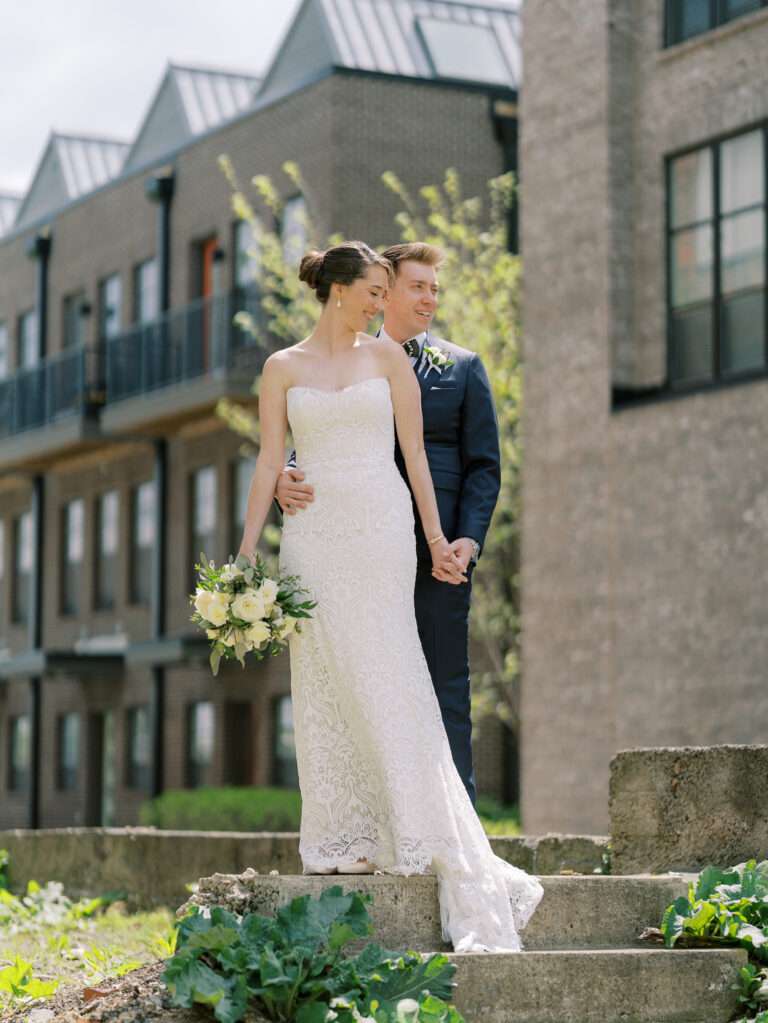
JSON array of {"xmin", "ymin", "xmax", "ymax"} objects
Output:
[{"xmin": 238, "ymin": 240, "xmax": 543, "ymax": 952}]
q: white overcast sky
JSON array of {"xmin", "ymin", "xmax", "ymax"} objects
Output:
[
  {"xmin": 0, "ymin": 0, "xmax": 301, "ymax": 195},
  {"xmin": 0, "ymin": 0, "xmax": 517, "ymax": 197}
]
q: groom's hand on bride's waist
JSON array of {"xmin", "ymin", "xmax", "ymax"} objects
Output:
[{"xmin": 276, "ymin": 467, "xmax": 314, "ymax": 515}]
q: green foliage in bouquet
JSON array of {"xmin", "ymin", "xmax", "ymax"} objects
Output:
[
  {"xmin": 191, "ymin": 552, "xmax": 316, "ymax": 676},
  {"xmin": 661, "ymin": 860, "xmax": 768, "ymax": 962},
  {"xmin": 163, "ymin": 886, "xmax": 463, "ymax": 1023}
]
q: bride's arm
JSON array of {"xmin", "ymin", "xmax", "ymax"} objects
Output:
[
  {"xmin": 238, "ymin": 355, "xmax": 289, "ymax": 558},
  {"xmin": 386, "ymin": 346, "xmax": 466, "ymax": 583}
]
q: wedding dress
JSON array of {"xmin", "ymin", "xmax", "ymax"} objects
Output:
[{"xmin": 278, "ymin": 375, "xmax": 543, "ymax": 952}]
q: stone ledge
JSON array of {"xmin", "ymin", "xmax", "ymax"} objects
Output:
[
  {"xmin": 610, "ymin": 745, "xmax": 768, "ymax": 873},
  {"xmin": 0, "ymin": 828, "xmax": 609, "ymax": 908}
]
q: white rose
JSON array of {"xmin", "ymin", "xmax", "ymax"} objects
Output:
[
  {"xmin": 231, "ymin": 589, "xmax": 266, "ymax": 623},
  {"xmin": 244, "ymin": 620, "xmax": 271, "ymax": 649},
  {"xmin": 194, "ymin": 589, "xmax": 214, "ymax": 619},
  {"xmin": 259, "ymin": 578, "xmax": 279, "ymax": 610},
  {"xmin": 206, "ymin": 591, "xmax": 231, "ymax": 627},
  {"xmin": 220, "ymin": 563, "xmax": 243, "ymax": 583},
  {"xmin": 206, "ymin": 628, "xmax": 219, "ymax": 640},
  {"xmin": 277, "ymin": 616, "xmax": 298, "ymax": 640}
]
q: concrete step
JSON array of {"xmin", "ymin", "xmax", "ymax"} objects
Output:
[
  {"xmin": 187, "ymin": 871, "xmax": 691, "ymax": 951},
  {"xmin": 448, "ymin": 948, "xmax": 746, "ymax": 1023}
]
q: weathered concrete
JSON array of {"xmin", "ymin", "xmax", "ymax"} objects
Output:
[
  {"xmin": 610, "ymin": 746, "xmax": 768, "ymax": 873},
  {"xmin": 449, "ymin": 948, "xmax": 745, "ymax": 1023},
  {"xmin": 182, "ymin": 871, "xmax": 690, "ymax": 952},
  {"xmin": 0, "ymin": 828, "xmax": 609, "ymax": 907}
]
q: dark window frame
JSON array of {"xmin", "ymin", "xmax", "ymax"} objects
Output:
[
  {"xmin": 56, "ymin": 712, "xmax": 80, "ymax": 791},
  {"xmin": 124, "ymin": 704, "xmax": 151, "ymax": 791},
  {"xmin": 60, "ymin": 498, "xmax": 85, "ymax": 618},
  {"xmin": 271, "ymin": 694, "xmax": 299, "ymax": 789},
  {"xmin": 8, "ymin": 714, "xmax": 31, "ymax": 793},
  {"xmin": 129, "ymin": 481, "xmax": 155, "ymax": 606},
  {"xmin": 185, "ymin": 700, "xmax": 215, "ymax": 789},
  {"xmin": 665, "ymin": 0, "xmax": 768, "ymax": 47},
  {"xmin": 11, "ymin": 510, "xmax": 32, "ymax": 625},
  {"xmin": 94, "ymin": 489, "xmax": 119, "ymax": 612},
  {"xmin": 665, "ymin": 120, "xmax": 768, "ymax": 394}
]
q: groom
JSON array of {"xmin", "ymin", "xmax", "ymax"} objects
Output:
[{"xmin": 276, "ymin": 242, "xmax": 501, "ymax": 805}]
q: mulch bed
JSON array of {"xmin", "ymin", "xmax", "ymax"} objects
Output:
[{"xmin": 1, "ymin": 961, "xmax": 268, "ymax": 1023}]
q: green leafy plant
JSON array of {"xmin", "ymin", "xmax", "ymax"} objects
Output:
[
  {"xmin": 732, "ymin": 962, "xmax": 768, "ymax": 1016},
  {"xmin": 163, "ymin": 885, "xmax": 463, "ymax": 1023},
  {"xmin": 661, "ymin": 860, "xmax": 768, "ymax": 962},
  {"xmin": 0, "ymin": 955, "xmax": 59, "ymax": 1009},
  {"xmin": 0, "ymin": 849, "xmax": 9, "ymax": 891}
]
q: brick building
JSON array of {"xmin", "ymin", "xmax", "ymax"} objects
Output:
[
  {"xmin": 520, "ymin": 0, "xmax": 768, "ymax": 832},
  {"xmin": 0, "ymin": 0, "xmax": 520, "ymax": 828}
]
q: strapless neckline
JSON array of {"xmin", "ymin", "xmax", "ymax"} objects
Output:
[{"xmin": 286, "ymin": 376, "xmax": 389, "ymax": 397}]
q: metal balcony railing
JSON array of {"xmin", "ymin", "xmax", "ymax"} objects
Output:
[
  {"xmin": 0, "ymin": 344, "xmax": 99, "ymax": 440},
  {"xmin": 105, "ymin": 286, "xmax": 268, "ymax": 404}
]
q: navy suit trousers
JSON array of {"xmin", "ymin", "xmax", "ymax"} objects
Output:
[{"xmin": 414, "ymin": 560, "xmax": 476, "ymax": 805}]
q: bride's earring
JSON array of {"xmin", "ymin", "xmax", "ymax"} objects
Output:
[{"xmin": 336, "ymin": 294, "xmax": 342, "ymax": 309}]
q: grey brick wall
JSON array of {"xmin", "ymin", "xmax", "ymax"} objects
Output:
[{"xmin": 520, "ymin": 0, "xmax": 768, "ymax": 832}]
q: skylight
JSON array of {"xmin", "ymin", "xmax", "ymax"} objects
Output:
[{"xmin": 417, "ymin": 16, "xmax": 512, "ymax": 86}]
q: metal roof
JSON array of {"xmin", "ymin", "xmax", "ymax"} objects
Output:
[
  {"xmin": 172, "ymin": 64, "xmax": 261, "ymax": 134},
  {"xmin": 123, "ymin": 63, "xmax": 261, "ymax": 172},
  {"xmin": 54, "ymin": 135, "xmax": 129, "ymax": 200},
  {"xmin": 14, "ymin": 133, "xmax": 129, "ymax": 231},
  {"xmin": 0, "ymin": 194, "xmax": 21, "ymax": 237},
  {"xmin": 259, "ymin": 0, "xmax": 521, "ymax": 98}
]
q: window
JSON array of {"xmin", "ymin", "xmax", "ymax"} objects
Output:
[
  {"xmin": 271, "ymin": 695, "xmax": 298, "ymax": 787},
  {"xmin": 60, "ymin": 499, "xmax": 84, "ymax": 616},
  {"xmin": 56, "ymin": 713, "xmax": 79, "ymax": 790},
  {"xmin": 8, "ymin": 715, "xmax": 31, "ymax": 792},
  {"xmin": 94, "ymin": 490, "xmax": 119, "ymax": 610},
  {"xmin": 186, "ymin": 701, "xmax": 215, "ymax": 788},
  {"xmin": 62, "ymin": 291, "xmax": 87, "ymax": 349},
  {"xmin": 234, "ymin": 219, "xmax": 262, "ymax": 288},
  {"xmin": 231, "ymin": 456, "xmax": 256, "ymax": 552},
  {"xmin": 190, "ymin": 466, "xmax": 217, "ymax": 584},
  {"xmin": 12, "ymin": 510, "xmax": 33, "ymax": 625},
  {"xmin": 668, "ymin": 126, "xmax": 766, "ymax": 387},
  {"xmin": 665, "ymin": 0, "xmax": 767, "ymax": 45},
  {"xmin": 130, "ymin": 481, "xmax": 155, "ymax": 605},
  {"xmin": 98, "ymin": 274, "xmax": 122, "ymax": 340},
  {"xmin": 416, "ymin": 17, "xmax": 511, "ymax": 85},
  {"xmin": 281, "ymin": 196, "xmax": 307, "ymax": 267},
  {"xmin": 0, "ymin": 321, "xmax": 8, "ymax": 378},
  {"xmin": 125, "ymin": 705, "xmax": 151, "ymax": 790},
  {"xmin": 133, "ymin": 258, "xmax": 158, "ymax": 325},
  {"xmin": 18, "ymin": 309, "xmax": 38, "ymax": 368}
]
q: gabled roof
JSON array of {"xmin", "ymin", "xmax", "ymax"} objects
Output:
[
  {"xmin": 0, "ymin": 193, "xmax": 21, "ymax": 237},
  {"xmin": 258, "ymin": 0, "xmax": 521, "ymax": 100},
  {"xmin": 14, "ymin": 133, "xmax": 128, "ymax": 230},
  {"xmin": 123, "ymin": 63, "xmax": 261, "ymax": 173}
]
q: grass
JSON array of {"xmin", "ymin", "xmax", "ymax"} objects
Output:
[{"xmin": 0, "ymin": 897, "xmax": 174, "ymax": 1012}]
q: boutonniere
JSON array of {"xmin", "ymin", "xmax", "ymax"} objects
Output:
[{"xmin": 422, "ymin": 344, "xmax": 455, "ymax": 377}]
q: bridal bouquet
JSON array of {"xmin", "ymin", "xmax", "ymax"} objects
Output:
[{"xmin": 190, "ymin": 553, "xmax": 316, "ymax": 675}]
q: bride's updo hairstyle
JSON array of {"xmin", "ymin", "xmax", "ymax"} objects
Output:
[{"xmin": 299, "ymin": 241, "xmax": 393, "ymax": 304}]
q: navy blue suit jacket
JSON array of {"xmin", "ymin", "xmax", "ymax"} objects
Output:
[{"xmin": 399, "ymin": 336, "xmax": 501, "ymax": 564}]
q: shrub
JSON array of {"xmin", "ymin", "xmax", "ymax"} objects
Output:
[{"xmin": 139, "ymin": 787, "xmax": 302, "ymax": 832}]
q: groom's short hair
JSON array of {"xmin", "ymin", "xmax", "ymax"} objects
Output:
[{"xmin": 380, "ymin": 242, "xmax": 444, "ymax": 275}]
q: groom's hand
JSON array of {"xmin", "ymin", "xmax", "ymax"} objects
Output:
[
  {"xmin": 431, "ymin": 541, "xmax": 468, "ymax": 585},
  {"xmin": 449, "ymin": 538, "xmax": 475, "ymax": 573},
  {"xmin": 276, "ymin": 468, "xmax": 314, "ymax": 515}
]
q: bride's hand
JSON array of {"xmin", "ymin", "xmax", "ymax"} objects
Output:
[{"xmin": 430, "ymin": 537, "xmax": 468, "ymax": 586}]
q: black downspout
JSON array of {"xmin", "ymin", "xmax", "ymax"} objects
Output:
[
  {"xmin": 491, "ymin": 96, "xmax": 519, "ymax": 254},
  {"xmin": 25, "ymin": 229, "xmax": 51, "ymax": 829},
  {"xmin": 150, "ymin": 437, "xmax": 168, "ymax": 798},
  {"xmin": 144, "ymin": 169, "xmax": 174, "ymax": 800}
]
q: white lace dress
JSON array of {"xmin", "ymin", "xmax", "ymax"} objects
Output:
[{"xmin": 279, "ymin": 376, "xmax": 543, "ymax": 952}]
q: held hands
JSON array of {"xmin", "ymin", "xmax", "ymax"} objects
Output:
[
  {"xmin": 276, "ymin": 468, "xmax": 314, "ymax": 515},
  {"xmin": 431, "ymin": 537, "xmax": 472, "ymax": 586}
]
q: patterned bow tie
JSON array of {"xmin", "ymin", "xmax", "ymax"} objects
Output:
[{"xmin": 403, "ymin": 338, "xmax": 420, "ymax": 359}]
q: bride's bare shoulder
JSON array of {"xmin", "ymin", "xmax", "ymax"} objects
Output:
[{"xmin": 262, "ymin": 344, "xmax": 306, "ymax": 387}]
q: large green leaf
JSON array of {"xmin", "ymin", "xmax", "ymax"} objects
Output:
[
  {"xmin": 661, "ymin": 896, "xmax": 695, "ymax": 947},
  {"xmin": 696, "ymin": 866, "xmax": 740, "ymax": 901},
  {"xmin": 362, "ymin": 953, "xmax": 456, "ymax": 1013}
]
